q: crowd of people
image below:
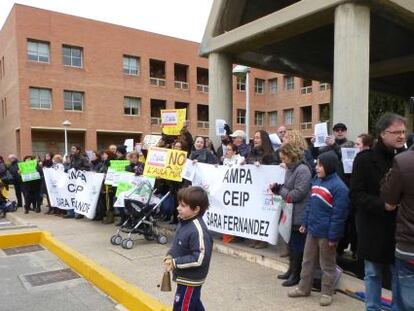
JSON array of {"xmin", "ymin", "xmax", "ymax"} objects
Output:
[{"xmin": 0, "ymin": 112, "xmax": 413, "ymax": 310}]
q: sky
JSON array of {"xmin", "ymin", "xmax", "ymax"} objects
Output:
[{"xmin": 0, "ymin": 0, "xmax": 214, "ymax": 42}]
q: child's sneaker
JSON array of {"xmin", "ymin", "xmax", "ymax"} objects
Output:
[
  {"xmin": 288, "ymin": 287, "xmax": 310, "ymax": 298},
  {"xmin": 320, "ymin": 294, "xmax": 333, "ymax": 306}
]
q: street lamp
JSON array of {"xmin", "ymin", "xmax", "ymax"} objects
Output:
[
  {"xmin": 232, "ymin": 65, "xmax": 251, "ymax": 141},
  {"xmin": 62, "ymin": 120, "xmax": 71, "ymax": 159}
]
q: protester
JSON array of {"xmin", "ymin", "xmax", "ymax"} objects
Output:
[
  {"xmin": 0, "ymin": 180, "xmax": 9, "ymax": 218},
  {"xmin": 229, "ymin": 130, "xmax": 250, "ymax": 159},
  {"xmin": 222, "ymin": 143, "xmax": 245, "ymax": 166},
  {"xmin": 381, "ymin": 144, "xmax": 414, "ymax": 311},
  {"xmin": 277, "ymin": 125, "xmax": 287, "ymax": 142},
  {"xmin": 7, "ymin": 154, "xmax": 23, "ymax": 207},
  {"xmin": 283, "ymin": 129, "xmax": 315, "ymax": 175},
  {"xmin": 0, "ymin": 156, "xmax": 8, "ymax": 187},
  {"xmin": 163, "ymin": 186, "xmax": 213, "ymax": 311},
  {"xmin": 190, "ymin": 136, "xmax": 218, "ymax": 164},
  {"xmin": 21, "ymin": 155, "xmax": 42, "ymax": 214},
  {"xmin": 354, "ymin": 133, "xmax": 374, "ymax": 152},
  {"xmin": 41, "ymin": 152, "xmax": 54, "ymax": 214},
  {"xmin": 350, "ymin": 113, "xmax": 406, "ymax": 311},
  {"xmin": 100, "ymin": 150, "xmax": 117, "ymax": 224},
  {"xmin": 216, "ymin": 124, "xmax": 232, "ymax": 163},
  {"xmin": 288, "ymin": 151, "xmax": 349, "ymax": 306},
  {"xmin": 271, "ymin": 143, "xmax": 311, "ymax": 287},
  {"xmin": 246, "ymin": 130, "xmax": 278, "ymax": 249}
]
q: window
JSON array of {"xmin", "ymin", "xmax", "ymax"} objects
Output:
[
  {"xmin": 124, "ymin": 97, "xmax": 141, "ymax": 115},
  {"xmin": 254, "ymin": 79, "xmax": 265, "ymax": 94},
  {"xmin": 64, "ymin": 91, "xmax": 83, "ymax": 111},
  {"xmin": 123, "ymin": 55, "xmax": 140, "ymax": 75},
  {"xmin": 254, "ymin": 111, "xmax": 265, "ymax": 126},
  {"xmin": 300, "ymin": 106, "xmax": 312, "ymax": 129},
  {"xmin": 284, "ymin": 109, "xmax": 294, "ymax": 125},
  {"xmin": 237, "ymin": 109, "xmax": 246, "ymax": 124},
  {"xmin": 27, "ymin": 40, "xmax": 50, "ymax": 63},
  {"xmin": 0, "ymin": 56, "xmax": 4, "ymax": 79},
  {"xmin": 63, "ymin": 45, "xmax": 83, "ymax": 67},
  {"xmin": 268, "ymin": 111, "xmax": 277, "ymax": 127},
  {"xmin": 301, "ymin": 79, "xmax": 312, "ymax": 94},
  {"xmin": 284, "ymin": 76, "xmax": 294, "ymax": 90},
  {"xmin": 319, "ymin": 103, "xmax": 330, "ymax": 121},
  {"xmin": 197, "ymin": 104, "xmax": 209, "ymax": 128},
  {"xmin": 269, "ymin": 78, "xmax": 277, "ymax": 94},
  {"xmin": 320, "ymin": 83, "xmax": 330, "ymax": 91},
  {"xmin": 1, "ymin": 97, "xmax": 7, "ymax": 118},
  {"xmin": 236, "ymin": 76, "xmax": 246, "ymax": 91},
  {"xmin": 29, "ymin": 87, "xmax": 52, "ymax": 109}
]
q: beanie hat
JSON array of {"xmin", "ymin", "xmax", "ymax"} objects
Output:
[
  {"xmin": 318, "ymin": 151, "xmax": 339, "ymax": 176},
  {"xmin": 116, "ymin": 145, "xmax": 127, "ymax": 155}
]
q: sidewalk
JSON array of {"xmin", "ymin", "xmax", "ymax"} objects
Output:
[{"xmin": 3, "ymin": 208, "xmax": 364, "ymax": 311}]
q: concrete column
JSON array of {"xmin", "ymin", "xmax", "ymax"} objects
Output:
[
  {"xmin": 85, "ymin": 129, "xmax": 97, "ymax": 151},
  {"xmin": 333, "ymin": 3, "xmax": 370, "ymax": 139},
  {"xmin": 208, "ymin": 53, "xmax": 233, "ymax": 147},
  {"xmin": 20, "ymin": 126, "xmax": 32, "ymax": 158}
]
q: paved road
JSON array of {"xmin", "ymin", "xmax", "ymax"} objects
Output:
[{"xmin": 3, "ymin": 208, "xmax": 364, "ymax": 311}]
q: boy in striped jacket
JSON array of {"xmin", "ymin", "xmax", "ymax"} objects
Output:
[
  {"xmin": 164, "ymin": 186, "xmax": 213, "ymax": 311},
  {"xmin": 288, "ymin": 151, "xmax": 349, "ymax": 306}
]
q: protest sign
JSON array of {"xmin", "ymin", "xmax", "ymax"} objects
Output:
[
  {"xmin": 216, "ymin": 119, "xmax": 226, "ymax": 136},
  {"xmin": 341, "ymin": 148, "xmax": 359, "ymax": 174},
  {"xmin": 113, "ymin": 176, "xmax": 156, "ymax": 208},
  {"xmin": 142, "ymin": 135, "xmax": 162, "ymax": 150},
  {"xmin": 143, "ymin": 147, "xmax": 187, "ymax": 182},
  {"xmin": 161, "ymin": 109, "xmax": 186, "ymax": 135},
  {"xmin": 110, "ymin": 160, "xmax": 130, "ymax": 172},
  {"xmin": 314, "ymin": 122, "xmax": 328, "ymax": 147},
  {"xmin": 43, "ymin": 168, "xmax": 104, "ymax": 219},
  {"xmin": 193, "ymin": 163, "xmax": 286, "ymax": 244},
  {"xmin": 182, "ymin": 159, "xmax": 196, "ymax": 182},
  {"xmin": 124, "ymin": 139, "xmax": 134, "ymax": 153},
  {"xmin": 18, "ymin": 160, "xmax": 40, "ymax": 182}
]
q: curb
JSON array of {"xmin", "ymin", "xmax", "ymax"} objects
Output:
[
  {"xmin": 0, "ymin": 231, "xmax": 170, "ymax": 311},
  {"xmin": 3, "ymin": 212, "xmax": 38, "ymax": 230}
]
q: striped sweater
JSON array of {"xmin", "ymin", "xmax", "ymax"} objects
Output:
[{"xmin": 167, "ymin": 216, "xmax": 213, "ymax": 286}]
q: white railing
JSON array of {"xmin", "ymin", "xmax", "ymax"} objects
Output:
[
  {"xmin": 301, "ymin": 122, "xmax": 313, "ymax": 130},
  {"xmin": 197, "ymin": 84, "xmax": 208, "ymax": 93},
  {"xmin": 301, "ymin": 86, "xmax": 312, "ymax": 94},
  {"xmin": 174, "ymin": 81, "xmax": 189, "ymax": 90},
  {"xmin": 150, "ymin": 77, "xmax": 166, "ymax": 87},
  {"xmin": 197, "ymin": 121, "xmax": 209, "ymax": 129},
  {"xmin": 320, "ymin": 83, "xmax": 330, "ymax": 91},
  {"xmin": 151, "ymin": 117, "xmax": 161, "ymax": 125}
]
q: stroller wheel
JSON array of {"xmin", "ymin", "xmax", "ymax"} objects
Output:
[
  {"xmin": 122, "ymin": 238, "xmax": 134, "ymax": 249},
  {"xmin": 111, "ymin": 235, "xmax": 122, "ymax": 245},
  {"xmin": 157, "ymin": 235, "xmax": 168, "ymax": 245}
]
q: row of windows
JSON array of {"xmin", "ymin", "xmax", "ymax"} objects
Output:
[
  {"xmin": 235, "ymin": 105, "xmax": 329, "ymax": 128},
  {"xmin": 236, "ymin": 76, "xmax": 330, "ymax": 94},
  {"xmin": 26, "ymin": 39, "xmax": 331, "ymax": 96},
  {"xmin": 29, "ymin": 87, "xmax": 141, "ymax": 115}
]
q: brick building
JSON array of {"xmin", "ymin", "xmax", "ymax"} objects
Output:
[{"xmin": 0, "ymin": 4, "xmax": 331, "ymax": 158}]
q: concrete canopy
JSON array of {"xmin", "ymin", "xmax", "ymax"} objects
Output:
[{"xmin": 200, "ymin": 0, "xmax": 414, "ymax": 98}]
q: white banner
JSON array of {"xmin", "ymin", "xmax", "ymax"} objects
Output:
[
  {"xmin": 193, "ymin": 163, "xmax": 286, "ymax": 245},
  {"xmin": 43, "ymin": 168, "xmax": 104, "ymax": 219}
]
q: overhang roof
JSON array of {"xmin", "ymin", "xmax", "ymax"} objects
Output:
[{"xmin": 200, "ymin": 0, "xmax": 414, "ymax": 97}]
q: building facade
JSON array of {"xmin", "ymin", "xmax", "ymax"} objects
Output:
[{"xmin": 0, "ymin": 5, "xmax": 330, "ymax": 158}]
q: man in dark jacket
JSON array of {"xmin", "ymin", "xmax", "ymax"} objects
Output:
[
  {"xmin": 381, "ymin": 145, "xmax": 414, "ymax": 311},
  {"xmin": 350, "ymin": 113, "xmax": 406, "ymax": 311},
  {"xmin": 7, "ymin": 154, "xmax": 23, "ymax": 207}
]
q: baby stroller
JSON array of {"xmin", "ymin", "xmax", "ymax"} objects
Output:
[{"xmin": 110, "ymin": 179, "xmax": 170, "ymax": 249}]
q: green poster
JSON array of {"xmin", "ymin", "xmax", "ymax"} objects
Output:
[
  {"xmin": 109, "ymin": 160, "xmax": 130, "ymax": 172},
  {"xmin": 115, "ymin": 181, "xmax": 133, "ymax": 197},
  {"xmin": 18, "ymin": 160, "xmax": 40, "ymax": 182}
]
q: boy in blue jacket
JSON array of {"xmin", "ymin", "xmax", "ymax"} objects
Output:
[
  {"xmin": 288, "ymin": 151, "xmax": 349, "ymax": 306},
  {"xmin": 163, "ymin": 186, "xmax": 213, "ymax": 311}
]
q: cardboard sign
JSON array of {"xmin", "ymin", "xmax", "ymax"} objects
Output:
[
  {"xmin": 142, "ymin": 135, "xmax": 162, "ymax": 150},
  {"xmin": 161, "ymin": 109, "xmax": 186, "ymax": 135},
  {"xmin": 109, "ymin": 160, "xmax": 130, "ymax": 172},
  {"xmin": 18, "ymin": 160, "xmax": 40, "ymax": 182},
  {"xmin": 143, "ymin": 147, "xmax": 187, "ymax": 182}
]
